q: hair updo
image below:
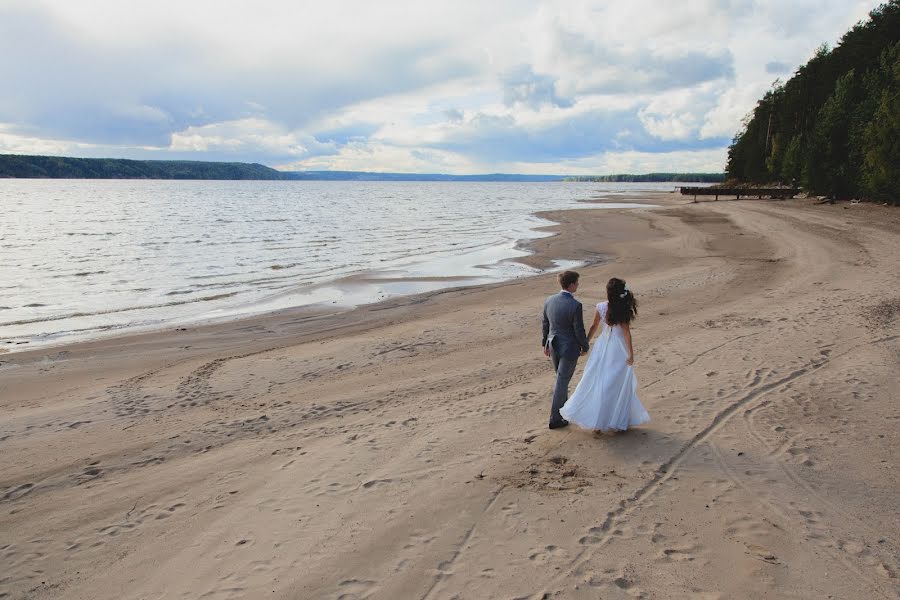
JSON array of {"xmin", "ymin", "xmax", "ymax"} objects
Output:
[{"xmin": 606, "ymin": 277, "xmax": 638, "ymax": 325}]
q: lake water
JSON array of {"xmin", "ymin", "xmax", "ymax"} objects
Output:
[{"xmin": 0, "ymin": 180, "xmax": 678, "ymax": 350}]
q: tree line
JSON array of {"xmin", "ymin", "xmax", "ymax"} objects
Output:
[
  {"xmin": 726, "ymin": 1, "xmax": 899, "ymax": 203},
  {"xmin": 564, "ymin": 173, "xmax": 725, "ymax": 183},
  {"xmin": 0, "ymin": 157, "xmax": 725, "ymax": 183},
  {"xmin": 0, "ymin": 155, "xmax": 286, "ymax": 180}
]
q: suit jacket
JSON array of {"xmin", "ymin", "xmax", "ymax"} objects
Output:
[{"xmin": 542, "ymin": 291, "xmax": 590, "ymax": 360}]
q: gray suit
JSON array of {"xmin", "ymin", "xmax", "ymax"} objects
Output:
[{"xmin": 542, "ymin": 291, "xmax": 590, "ymax": 424}]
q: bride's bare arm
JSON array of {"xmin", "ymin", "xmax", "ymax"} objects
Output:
[
  {"xmin": 587, "ymin": 310, "xmax": 602, "ymax": 341},
  {"xmin": 622, "ymin": 322, "xmax": 634, "ymax": 365}
]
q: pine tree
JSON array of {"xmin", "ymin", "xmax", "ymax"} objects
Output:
[
  {"xmin": 862, "ymin": 43, "xmax": 900, "ymax": 203},
  {"xmin": 725, "ymin": 1, "xmax": 900, "ymax": 202}
]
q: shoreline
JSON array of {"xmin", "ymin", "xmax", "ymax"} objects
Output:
[
  {"xmin": 1, "ymin": 194, "xmax": 897, "ymax": 599},
  {"xmin": 0, "ymin": 193, "xmax": 664, "ymax": 360}
]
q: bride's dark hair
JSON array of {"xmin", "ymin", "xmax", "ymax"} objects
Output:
[{"xmin": 606, "ymin": 277, "xmax": 638, "ymax": 325}]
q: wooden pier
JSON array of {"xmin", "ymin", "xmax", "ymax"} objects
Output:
[{"xmin": 680, "ymin": 187, "xmax": 801, "ymax": 201}]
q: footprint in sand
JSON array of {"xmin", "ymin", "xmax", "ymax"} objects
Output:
[
  {"xmin": 3, "ymin": 482, "xmax": 35, "ymax": 501},
  {"xmin": 659, "ymin": 543, "xmax": 703, "ymax": 562},
  {"xmin": 725, "ymin": 515, "xmax": 769, "ymax": 538},
  {"xmin": 401, "ymin": 530, "xmax": 436, "ymax": 551},
  {"xmin": 155, "ymin": 502, "xmax": 186, "ymax": 520},
  {"xmin": 72, "ymin": 465, "xmax": 104, "ymax": 485},
  {"xmin": 743, "ymin": 542, "xmax": 779, "ymax": 564},
  {"xmin": 585, "ymin": 566, "xmax": 644, "ymax": 596},
  {"xmin": 361, "ymin": 478, "xmax": 393, "ymax": 489},
  {"xmin": 527, "ymin": 545, "xmax": 567, "ymax": 563}
]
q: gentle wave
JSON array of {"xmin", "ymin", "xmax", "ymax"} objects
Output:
[
  {"xmin": 0, "ymin": 292, "xmax": 241, "ymax": 328},
  {"xmin": 0, "ymin": 180, "xmax": 680, "ymax": 348}
]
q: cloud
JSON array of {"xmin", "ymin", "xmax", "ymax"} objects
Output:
[
  {"xmin": 0, "ymin": 0, "xmax": 881, "ymax": 173},
  {"xmin": 168, "ymin": 118, "xmax": 339, "ymax": 163},
  {"xmin": 500, "ymin": 65, "xmax": 573, "ymax": 109},
  {"xmin": 765, "ymin": 60, "xmax": 793, "ymax": 74},
  {"xmin": 313, "ymin": 122, "xmax": 381, "ymax": 146},
  {"xmin": 443, "ymin": 108, "xmax": 465, "ymax": 123},
  {"xmin": 564, "ymin": 148, "xmax": 729, "ymax": 175},
  {"xmin": 638, "ymin": 83, "xmax": 724, "ymax": 141},
  {"xmin": 418, "ymin": 101, "xmax": 731, "ymax": 165},
  {"xmin": 549, "ymin": 39, "xmax": 735, "ymax": 97},
  {"xmin": 278, "ymin": 141, "xmax": 476, "ymax": 174},
  {"xmin": 0, "ymin": 2, "xmax": 480, "ymax": 146}
]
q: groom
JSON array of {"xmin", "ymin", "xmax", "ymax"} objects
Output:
[{"xmin": 541, "ymin": 270, "xmax": 590, "ymax": 429}]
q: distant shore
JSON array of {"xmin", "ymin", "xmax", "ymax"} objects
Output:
[{"xmin": 0, "ymin": 153, "xmax": 724, "ymax": 182}]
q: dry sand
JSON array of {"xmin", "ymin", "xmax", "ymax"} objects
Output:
[{"xmin": 1, "ymin": 193, "xmax": 898, "ymax": 599}]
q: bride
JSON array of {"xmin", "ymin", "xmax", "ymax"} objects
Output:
[{"xmin": 560, "ymin": 277, "xmax": 650, "ymax": 432}]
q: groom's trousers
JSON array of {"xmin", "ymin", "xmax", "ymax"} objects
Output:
[{"xmin": 550, "ymin": 350, "xmax": 578, "ymax": 424}]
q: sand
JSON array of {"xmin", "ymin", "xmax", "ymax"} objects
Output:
[{"xmin": 1, "ymin": 193, "xmax": 898, "ymax": 599}]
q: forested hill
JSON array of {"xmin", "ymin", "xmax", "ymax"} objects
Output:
[
  {"xmin": 726, "ymin": 1, "xmax": 899, "ymax": 203},
  {"xmin": 0, "ymin": 155, "xmax": 287, "ymax": 180},
  {"xmin": 0, "ymin": 158, "xmax": 722, "ymax": 183},
  {"xmin": 563, "ymin": 173, "xmax": 724, "ymax": 183}
]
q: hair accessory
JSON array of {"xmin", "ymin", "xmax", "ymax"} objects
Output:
[{"xmin": 619, "ymin": 285, "xmax": 629, "ymax": 299}]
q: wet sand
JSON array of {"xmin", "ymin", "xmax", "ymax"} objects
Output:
[{"xmin": 1, "ymin": 193, "xmax": 898, "ymax": 599}]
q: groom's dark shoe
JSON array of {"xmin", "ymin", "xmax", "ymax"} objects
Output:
[{"xmin": 549, "ymin": 419, "xmax": 569, "ymax": 430}]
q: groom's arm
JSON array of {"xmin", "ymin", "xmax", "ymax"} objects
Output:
[
  {"xmin": 573, "ymin": 302, "xmax": 590, "ymax": 353},
  {"xmin": 541, "ymin": 302, "xmax": 550, "ymax": 350}
]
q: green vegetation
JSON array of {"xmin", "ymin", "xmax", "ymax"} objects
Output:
[
  {"xmin": 8, "ymin": 160, "xmax": 700, "ymax": 182},
  {"xmin": 726, "ymin": 1, "xmax": 900, "ymax": 203},
  {"xmin": 0, "ymin": 154, "xmax": 287, "ymax": 180},
  {"xmin": 563, "ymin": 173, "xmax": 725, "ymax": 183}
]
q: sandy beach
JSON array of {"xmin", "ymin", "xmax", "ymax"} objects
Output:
[{"xmin": 1, "ymin": 193, "xmax": 898, "ymax": 599}]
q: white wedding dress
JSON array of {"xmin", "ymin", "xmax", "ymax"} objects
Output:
[{"xmin": 560, "ymin": 301, "xmax": 650, "ymax": 432}]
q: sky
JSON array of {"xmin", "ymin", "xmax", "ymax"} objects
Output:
[{"xmin": 0, "ymin": 0, "xmax": 879, "ymax": 174}]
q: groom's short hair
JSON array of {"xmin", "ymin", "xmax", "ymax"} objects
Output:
[{"xmin": 558, "ymin": 270, "xmax": 580, "ymax": 289}]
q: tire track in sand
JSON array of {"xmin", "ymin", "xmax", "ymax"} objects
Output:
[{"xmin": 543, "ymin": 332, "xmax": 900, "ymax": 598}]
